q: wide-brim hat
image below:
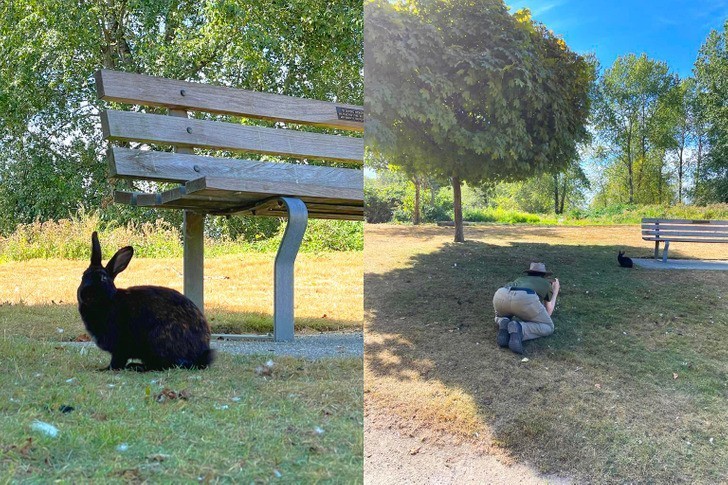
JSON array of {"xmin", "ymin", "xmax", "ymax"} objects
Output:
[{"xmin": 524, "ymin": 262, "xmax": 552, "ymax": 276}]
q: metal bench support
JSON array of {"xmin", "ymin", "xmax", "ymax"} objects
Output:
[
  {"xmin": 184, "ymin": 211, "xmax": 205, "ymax": 312},
  {"xmin": 653, "ymin": 240, "xmax": 670, "ymax": 263},
  {"xmin": 274, "ymin": 197, "xmax": 308, "ymax": 341}
]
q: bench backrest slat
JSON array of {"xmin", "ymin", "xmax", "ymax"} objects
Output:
[
  {"xmin": 101, "ymin": 110, "xmax": 363, "ymax": 164},
  {"xmin": 642, "ymin": 218, "xmax": 728, "ymax": 225},
  {"xmin": 642, "ymin": 230, "xmax": 728, "ymax": 238},
  {"xmin": 95, "ymin": 70, "xmax": 363, "ymax": 132},
  {"xmin": 109, "ymin": 147, "xmax": 361, "ymax": 188},
  {"xmin": 641, "ymin": 218, "xmax": 728, "ymax": 244}
]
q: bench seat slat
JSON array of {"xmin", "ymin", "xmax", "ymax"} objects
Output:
[
  {"xmin": 114, "ymin": 191, "xmax": 363, "ymax": 221},
  {"xmin": 95, "ymin": 70, "xmax": 363, "ymax": 132},
  {"xmin": 102, "ymin": 110, "xmax": 364, "ymax": 164},
  {"xmin": 642, "ymin": 237, "xmax": 728, "ymax": 243},
  {"xmin": 184, "ymin": 176, "xmax": 362, "ymax": 202}
]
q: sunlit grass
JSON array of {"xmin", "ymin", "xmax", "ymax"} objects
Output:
[
  {"xmin": 0, "ymin": 252, "xmax": 363, "ymax": 338},
  {"xmin": 0, "ymin": 336, "xmax": 362, "ymax": 482}
]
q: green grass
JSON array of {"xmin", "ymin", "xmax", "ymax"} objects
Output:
[
  {"xmin": 456, "ymin": 203, "xmax": 728, "ymax": 226},
  {"xmin": 0, "ymin": 212, "xmax": 362, "ymax": 263},
  {"xmin": 0, "ymin": 336, "xmax": 362, "ymax": 482},
  {"xmin": 365, "ymin": 224, "xmax": 728, "ymax": 483}
]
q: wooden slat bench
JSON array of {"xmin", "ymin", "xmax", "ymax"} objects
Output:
[
  {"xmin": 95, "ymin": 69, "xmax": 363, "ymax": 341},
  {"xmin": 641, "ymin": 218, "xmax": 728, "ymax": 262}
]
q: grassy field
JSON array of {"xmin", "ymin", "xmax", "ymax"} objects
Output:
[
  {"xmin": 0, "ymin": 337, "xmax": 362, "ymax": 482},
  {"xmin": 0, "ymin": 252, "xmax": 363, "ymax": 337},
  {"xmin": 365, "ymin": 223, "xmax": 727, "ymax": 483},
  {"xmin": 0, "ymin": 251, "xmax": 363, "ymax": 482}
]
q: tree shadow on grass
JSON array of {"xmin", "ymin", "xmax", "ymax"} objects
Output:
[{"xmin": 365, "ymin": 239, "xmax": 728, "ymax": 483}]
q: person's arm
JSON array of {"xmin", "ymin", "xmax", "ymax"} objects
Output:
[{"xmin": 544, "ymin": 278, "xmax": 560, "ymax": 316}]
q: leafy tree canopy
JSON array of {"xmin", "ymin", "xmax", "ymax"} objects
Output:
[
  {"xmin": 364, "ymin": 0, "xmax": 594, "ymax": 240},
  {"xmin": 0, "ymin": 0, "xmax": 363, "ymax": 234},
  {"xmin": 694, "ymin": 20, "xmax": 728, "ymax": 202}
]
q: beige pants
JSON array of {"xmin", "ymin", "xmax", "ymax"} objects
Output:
[{"xmin": 492, "ymin": 287, "xmax": 554, "ymax": 341}]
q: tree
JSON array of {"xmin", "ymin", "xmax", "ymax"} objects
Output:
[
  {"xmin": 0, "ymin": 0, "xmax": 363, "ymax": 233},
  {"xmin": 365, "ymin": 0, "xmax": 594, "ymax": 242},
  {"xmin": 592, "ymin": 54, "xmax": 678, "ymax": 205},
  {"xmin": 693, "ymin": 22, "xmax": 728, "ymax": 203}
]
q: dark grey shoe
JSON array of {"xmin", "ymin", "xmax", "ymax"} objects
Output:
[
  {"xmin": 508, "ymin": 320, "xmax": 524, "ymax": 354},
  {"xmin": 496, "ymin": 317, "xmax": 510, "ymax": 348}
]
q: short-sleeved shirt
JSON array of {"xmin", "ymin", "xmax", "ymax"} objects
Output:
[{"xmin": 506, "ymin": 275, "xmax": 553, "ymax": 302}]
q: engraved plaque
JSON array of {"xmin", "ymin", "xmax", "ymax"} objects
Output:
[{"xmin": 336, "ymin": 107, "xmax": 364, "ymax": 123}]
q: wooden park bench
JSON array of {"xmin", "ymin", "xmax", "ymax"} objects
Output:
[
  {"xmin": 95, "ymin": 70, "xmax": 363, "ymax": 341},
  {"xmin": 641, "ymin": 218, "xmax": 728, "ymax": 262}
]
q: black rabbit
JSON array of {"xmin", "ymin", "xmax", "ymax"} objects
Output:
[
  {"xmin": 617, "ymin": 250, "xmax": 634, "ymax": 268},
  {"xmin": 77, "ymin": 232, "xmax": 215, "ymax": 371}
]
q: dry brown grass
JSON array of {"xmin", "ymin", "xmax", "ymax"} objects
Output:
[
  {"xmin": 365, "ymin": 223, "xmax": 728, "ymax": 483},
  {"xmin": 0, "ymin": 252, "xmax": 362, "ymax": 339}
]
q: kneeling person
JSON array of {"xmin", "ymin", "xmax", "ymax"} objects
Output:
[{"xmin": 492, "ymin": 262, "xmax": 560, "ymax": 354}]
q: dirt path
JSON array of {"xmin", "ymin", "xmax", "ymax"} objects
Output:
[{"xmin": 364, "ymin": 409, "xmax": 570, "ymax": 485}]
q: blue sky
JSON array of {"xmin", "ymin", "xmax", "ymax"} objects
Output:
[{"xmin": 506, "ymin": 0, "xmax": 728, "ymax": 77}]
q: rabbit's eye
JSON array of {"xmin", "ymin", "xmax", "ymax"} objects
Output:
[{"xmin": 100, "ymin": 275, "xmax": 108, "ymax": 282}]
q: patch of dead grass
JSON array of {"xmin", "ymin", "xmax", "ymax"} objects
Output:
[{"xmin": 0, "ymin": 252, "xmax": 362, "ymax": 338}]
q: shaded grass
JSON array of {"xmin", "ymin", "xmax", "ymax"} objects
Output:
[
  {"xmin": 0, "ymin": 336, "xmax": 362, "ymax": 482},
  {"xmin": 365, "ymin": 224, "xmax": 728, "ymax": 483},
  {"xmin": 0, "ymin": 252, "xmax": 362, "ymax": 337}
]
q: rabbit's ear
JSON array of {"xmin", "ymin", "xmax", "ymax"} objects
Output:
[
  {"xmin": 106, "ymin": 247, "xmax": 134, "ymax": 280},
  {"xmin": 91, "ymin": 232, "xmax": 102, "ymax": 266}
]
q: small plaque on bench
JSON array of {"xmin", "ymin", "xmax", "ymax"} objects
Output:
[{"xmin": 336, "ymin": 107, "xmax": 364, "ymax": 123}]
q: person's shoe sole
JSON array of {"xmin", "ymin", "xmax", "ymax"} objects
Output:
[
  {"xmin": 508, "ymin": 320, "xmax": 524, "ymax": 354},
  {"xmin": 496, "ymin": 317, "xmax": 510, "ymax": 347}
]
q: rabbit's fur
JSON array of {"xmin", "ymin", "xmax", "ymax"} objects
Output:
[
  {"xmin": 617, "ymin": 250, "xmax": 634, "ymax": 268},
  {"xmin": 77, "ymin": 232, "xmax": 215, "ymax": 371}
]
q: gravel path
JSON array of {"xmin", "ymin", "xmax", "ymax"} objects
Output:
[
  {"xmin": 211, "ymin": 332, "xmax": 363, "ymax": 359},
  {"xmin": 63, "ymin": 332, "xmax": 363, "ymax": 360},
  {"xmin": 365, "ymin": 410, "xmax": 571, "ymax": 485},
  {"xmin": 633, "ymin": 258, "xmax": 728, "ymax": 270}
]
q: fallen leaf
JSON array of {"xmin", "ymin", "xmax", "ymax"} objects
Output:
[
  {"xmin": 19, "ymin": 438, "xmax": 32, "ymax": 456},
  {"xmin": 409, "ymin": 446, "xmax": 421, "ymax": 455},
  {"xmin": 147, "ymin": 453, "xmax": 170, "ymax": 462},
  {"xmin": 73, "ymin": 334, "xmax": 91, "ymax": 342},
  {"xmin": 594, "ymin": 383, "xmax": 602, "ymax": 389},
  {"xmin": 155, "ymin": 388, "xmax": 190, "ymax": 403},
  {"xmin": 673, "ymin": 373, "xmax": 678, "ymax": 380}
]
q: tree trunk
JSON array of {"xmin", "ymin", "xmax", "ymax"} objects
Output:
[
  {"xmin": 695, "ymin": 135, "xmax": 703, "ymax": 199},
  {"xmin": 413, "ymin": 177, "xmax": 421, "ymax": 225},
  {"xmin": 626, "ymin": 122, "xmax": 634, "ymax": 203},
  {"xmin": 559, "ymin": 175, "xmax": 567, "ymax": 214},
  {"xmin": 553, "ymin": 173, "xmax": 559, "ymax": 214},
  {"xmin": 678, "ymin": 143, "xmax": 684, "ymax": 204},
  {"xmin": 452, "ymin": 176, "xmax": 464, "ymax": 243}
]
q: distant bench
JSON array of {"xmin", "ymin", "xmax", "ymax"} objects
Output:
[
  {"xmin": 641, "ymin": 218, "xmax": 728, "ymax": 262},
  {"xmin": 95, "ymin": 69, "xmax": 363, "ymax": 341}
]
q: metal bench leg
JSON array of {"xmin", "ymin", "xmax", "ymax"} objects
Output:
[
  {"xmin": 654, "ymin": 241, "xmax": 660, "ymax": 260},
  {"xmin": 184, "ymin": 211, "xmax": 205, "ymax": 312},
  {"xmin": 274, "ymin": 197, "xmax": 308, "ymax": 342},
  {"xmin": 662, "ymin": 241, "xmax": 670, "ymax": 263}
]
